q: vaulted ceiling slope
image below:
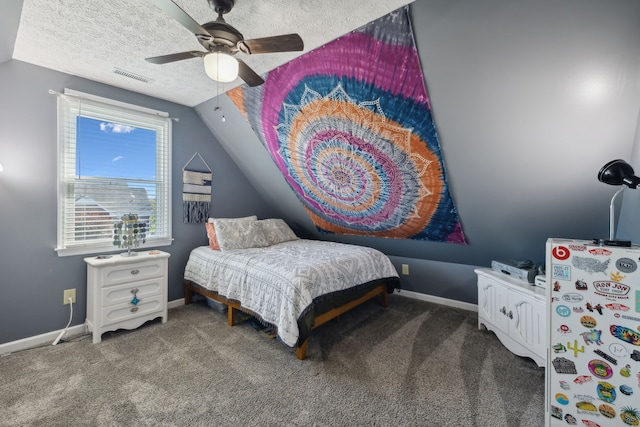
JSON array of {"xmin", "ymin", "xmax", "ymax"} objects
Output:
[
  {"xmin": 11, "ymin": 0, "xmax": 413, "ymax": 107},
  {"xmin": 0, "ymin": 1, "xmax": 23, "ymax": 63}
]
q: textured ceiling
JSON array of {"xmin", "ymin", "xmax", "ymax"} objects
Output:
[{"xmin": 13, "ymin": 0, "xmax": 413, "ymax": 107}]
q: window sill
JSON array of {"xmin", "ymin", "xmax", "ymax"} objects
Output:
[{"xmin": 55, "ymin": 238, "xmax": 173, "ymax": 257}]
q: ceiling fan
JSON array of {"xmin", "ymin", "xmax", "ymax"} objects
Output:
[{"xmin": 146, "ymin": 0, "xmax": 304, "ymax": 87}]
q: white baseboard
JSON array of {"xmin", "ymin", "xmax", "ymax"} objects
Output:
[
  {"xmin": 0, "ymin": 295, "xmax": 470, "ymax": 356},
  {"xmin": 168, "ymin": 298, "xmax": 185, "ymax": 309},
  {"xmin": 394, "ymin": 289, "xmax": 478, "ymax": 312},
  {"xmin": 0, "ymin": 298, "xmax": 187, "ymax": 356},
  {"xmin": 0, "ymin": 324, "xmax": 87, "ymax": 356}
]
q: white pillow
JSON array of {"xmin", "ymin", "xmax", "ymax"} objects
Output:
[
  {"xmin": 207, "ymin": 215, "xmax": 257, "ymax": 223},
  {"xmin": 205, "ymin": 215, "xmax": 257, "ymax": 250},
  {"xmin": 214, "ymin": 218, "xmax": 269, "ymax": 250},
  {"xmin": 259, "ymin": 219, "xmax": 298, "ymax": 245}
]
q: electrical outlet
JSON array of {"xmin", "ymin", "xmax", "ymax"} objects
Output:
[
  {"xmin": 402, "ymin": 264, "xmax": 409, "ymax": 275},
  {"xmin": 63, "ymin": 288, "xmax": 76, "ymax": 305}
]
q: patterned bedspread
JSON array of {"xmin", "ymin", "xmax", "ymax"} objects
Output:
[{"xmin": 184, "ymin": 239, "xmax": 399, "ymax": 347}]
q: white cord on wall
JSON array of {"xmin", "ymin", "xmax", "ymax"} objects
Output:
[{"xmin": 52, "ymin": 297, "xmax": 74, "ymax": 346}]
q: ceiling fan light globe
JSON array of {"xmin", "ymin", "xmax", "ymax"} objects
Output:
[{"xmin": 203, "ymin": 52, "xmax": 239, "ymax": 83}]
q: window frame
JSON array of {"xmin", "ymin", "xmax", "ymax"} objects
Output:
[{"xmin": 55, "ymin": 89, "xmax": 173, "ymax": 257}]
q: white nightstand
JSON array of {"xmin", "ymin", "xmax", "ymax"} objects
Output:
[{"xmin": 84, "ymin": 250, "xmax": 170, "ymax": 344}]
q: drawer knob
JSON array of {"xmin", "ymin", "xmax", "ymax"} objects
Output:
[
  {"xmin": 130, "ymin": 289, "xmax": 140, "ymax": 306},
  {"xmin": 131, "ymin": 306, "xmax": 139, "ymax": 313},
  {"xmin": 130, "ymin": 269, "xmax": 140, "ymax": 275}
]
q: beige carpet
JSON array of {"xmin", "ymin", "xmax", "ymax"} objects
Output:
[{"xmin": 0, "ymin": 295, "xmax": 545, "ymax": 426}]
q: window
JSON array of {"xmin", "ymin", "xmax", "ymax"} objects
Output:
[{"xmin": 56, "ymin": 89, "xmax": 172, "ymax": 256}]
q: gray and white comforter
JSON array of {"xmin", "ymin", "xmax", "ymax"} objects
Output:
[{"xmin": 184, "ymin": 239, "xmax": 399, "ymax": 347}]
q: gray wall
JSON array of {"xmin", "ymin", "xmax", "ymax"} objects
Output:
[
  {"xmin": 0, "ymin": 60, "xmax": 276, "ymax": 344},
  {"xmin": 196, "ymin": 0, "xmax": 640, "ymax": 303},
  {"xmin": 614, "ymin": 109, "xmax": 640, "ymax": 242}
]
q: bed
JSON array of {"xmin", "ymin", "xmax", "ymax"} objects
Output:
[{"xmin": 183, "ymin": 217, "xmax": 400, "ymax": 360}]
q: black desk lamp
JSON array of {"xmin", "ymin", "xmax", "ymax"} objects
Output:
[{"xmin": 597, "ymin": 159, "xmax": 640, "ymax": 246}]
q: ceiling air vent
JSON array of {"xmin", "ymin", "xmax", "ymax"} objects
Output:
[{"xmin": 113, "ymin": 68, "xmax": 154, "ymax": 84}]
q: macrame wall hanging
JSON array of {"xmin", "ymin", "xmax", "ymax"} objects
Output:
[{"xmin": 182, "ymin": 152, "xmax": 212, "ymax": 224}]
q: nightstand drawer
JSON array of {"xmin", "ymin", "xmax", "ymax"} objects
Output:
[
  {"xmin": 101, "ymin": 295, "xmax": 164, "ymax": 327},
  {"xmin": 101, "ymin": 261, "xmax": 164, "ymax": 286},
  {"xmin": 101, "ymin": 278, "xmax": 163, "ymax": 307}
]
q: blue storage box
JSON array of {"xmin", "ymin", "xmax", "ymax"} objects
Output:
[{"xmin": 206, "ymin": 297, "xmax": 227, "ymax": 313}]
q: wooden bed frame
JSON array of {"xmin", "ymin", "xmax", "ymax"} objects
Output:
[{"xmin": 183, "ymin": 280, "xmax": 389, "ymax": 360}]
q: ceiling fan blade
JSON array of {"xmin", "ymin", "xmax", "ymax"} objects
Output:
[
  {"xmin": 145, "ymin": 51, "xmax": 205, "ymax": 64},
  {"xmin": 149, "ymin": 0, "xmax": 210, "ymax": 37},
  {"xmin": 239, "ymin": 34, "xmax": 304, "ymax": 55},
  {"xmin": 237, "ymin": 59, "xmax": 265, "ymax": 87}
]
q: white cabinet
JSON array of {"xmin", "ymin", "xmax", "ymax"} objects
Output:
[
  {"xmin": 84, "ymin": 250, "xmax": 170, "ymax": 343},
  {"xmin": 476, "ymin": 268, "xmax": 546, "ymax": 367}
]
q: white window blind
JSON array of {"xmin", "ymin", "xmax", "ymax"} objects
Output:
[{"xmin": 56, "ymin": 89, "xmax": 172, "ymax": 256}]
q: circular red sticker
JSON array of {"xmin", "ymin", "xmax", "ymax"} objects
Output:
[{"xmin": 552, "ymin": 246, "xmax": 570, "ymax": 260}]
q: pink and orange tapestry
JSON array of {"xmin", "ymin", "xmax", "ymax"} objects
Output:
[{"xmin": 228, "ymin": 6, "xmax": 465, "ymax": 243}]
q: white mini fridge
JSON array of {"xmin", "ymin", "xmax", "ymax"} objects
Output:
[{"xmin": 546, "ymin": 238, "xmax": 640, "ymax": 426}]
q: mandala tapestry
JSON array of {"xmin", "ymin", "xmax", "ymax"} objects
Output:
[{"xmin": 228, "ymin": 6, "xmax": 465, "ymax": 243}]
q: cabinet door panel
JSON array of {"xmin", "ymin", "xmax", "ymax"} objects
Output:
[
  {"xmin": 511, "ymin": 297, "xmax": 545, "ymax": 358},
  {"xmin": 478, "ymin": 276, "xmax": 509, "ymax": 332}
]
